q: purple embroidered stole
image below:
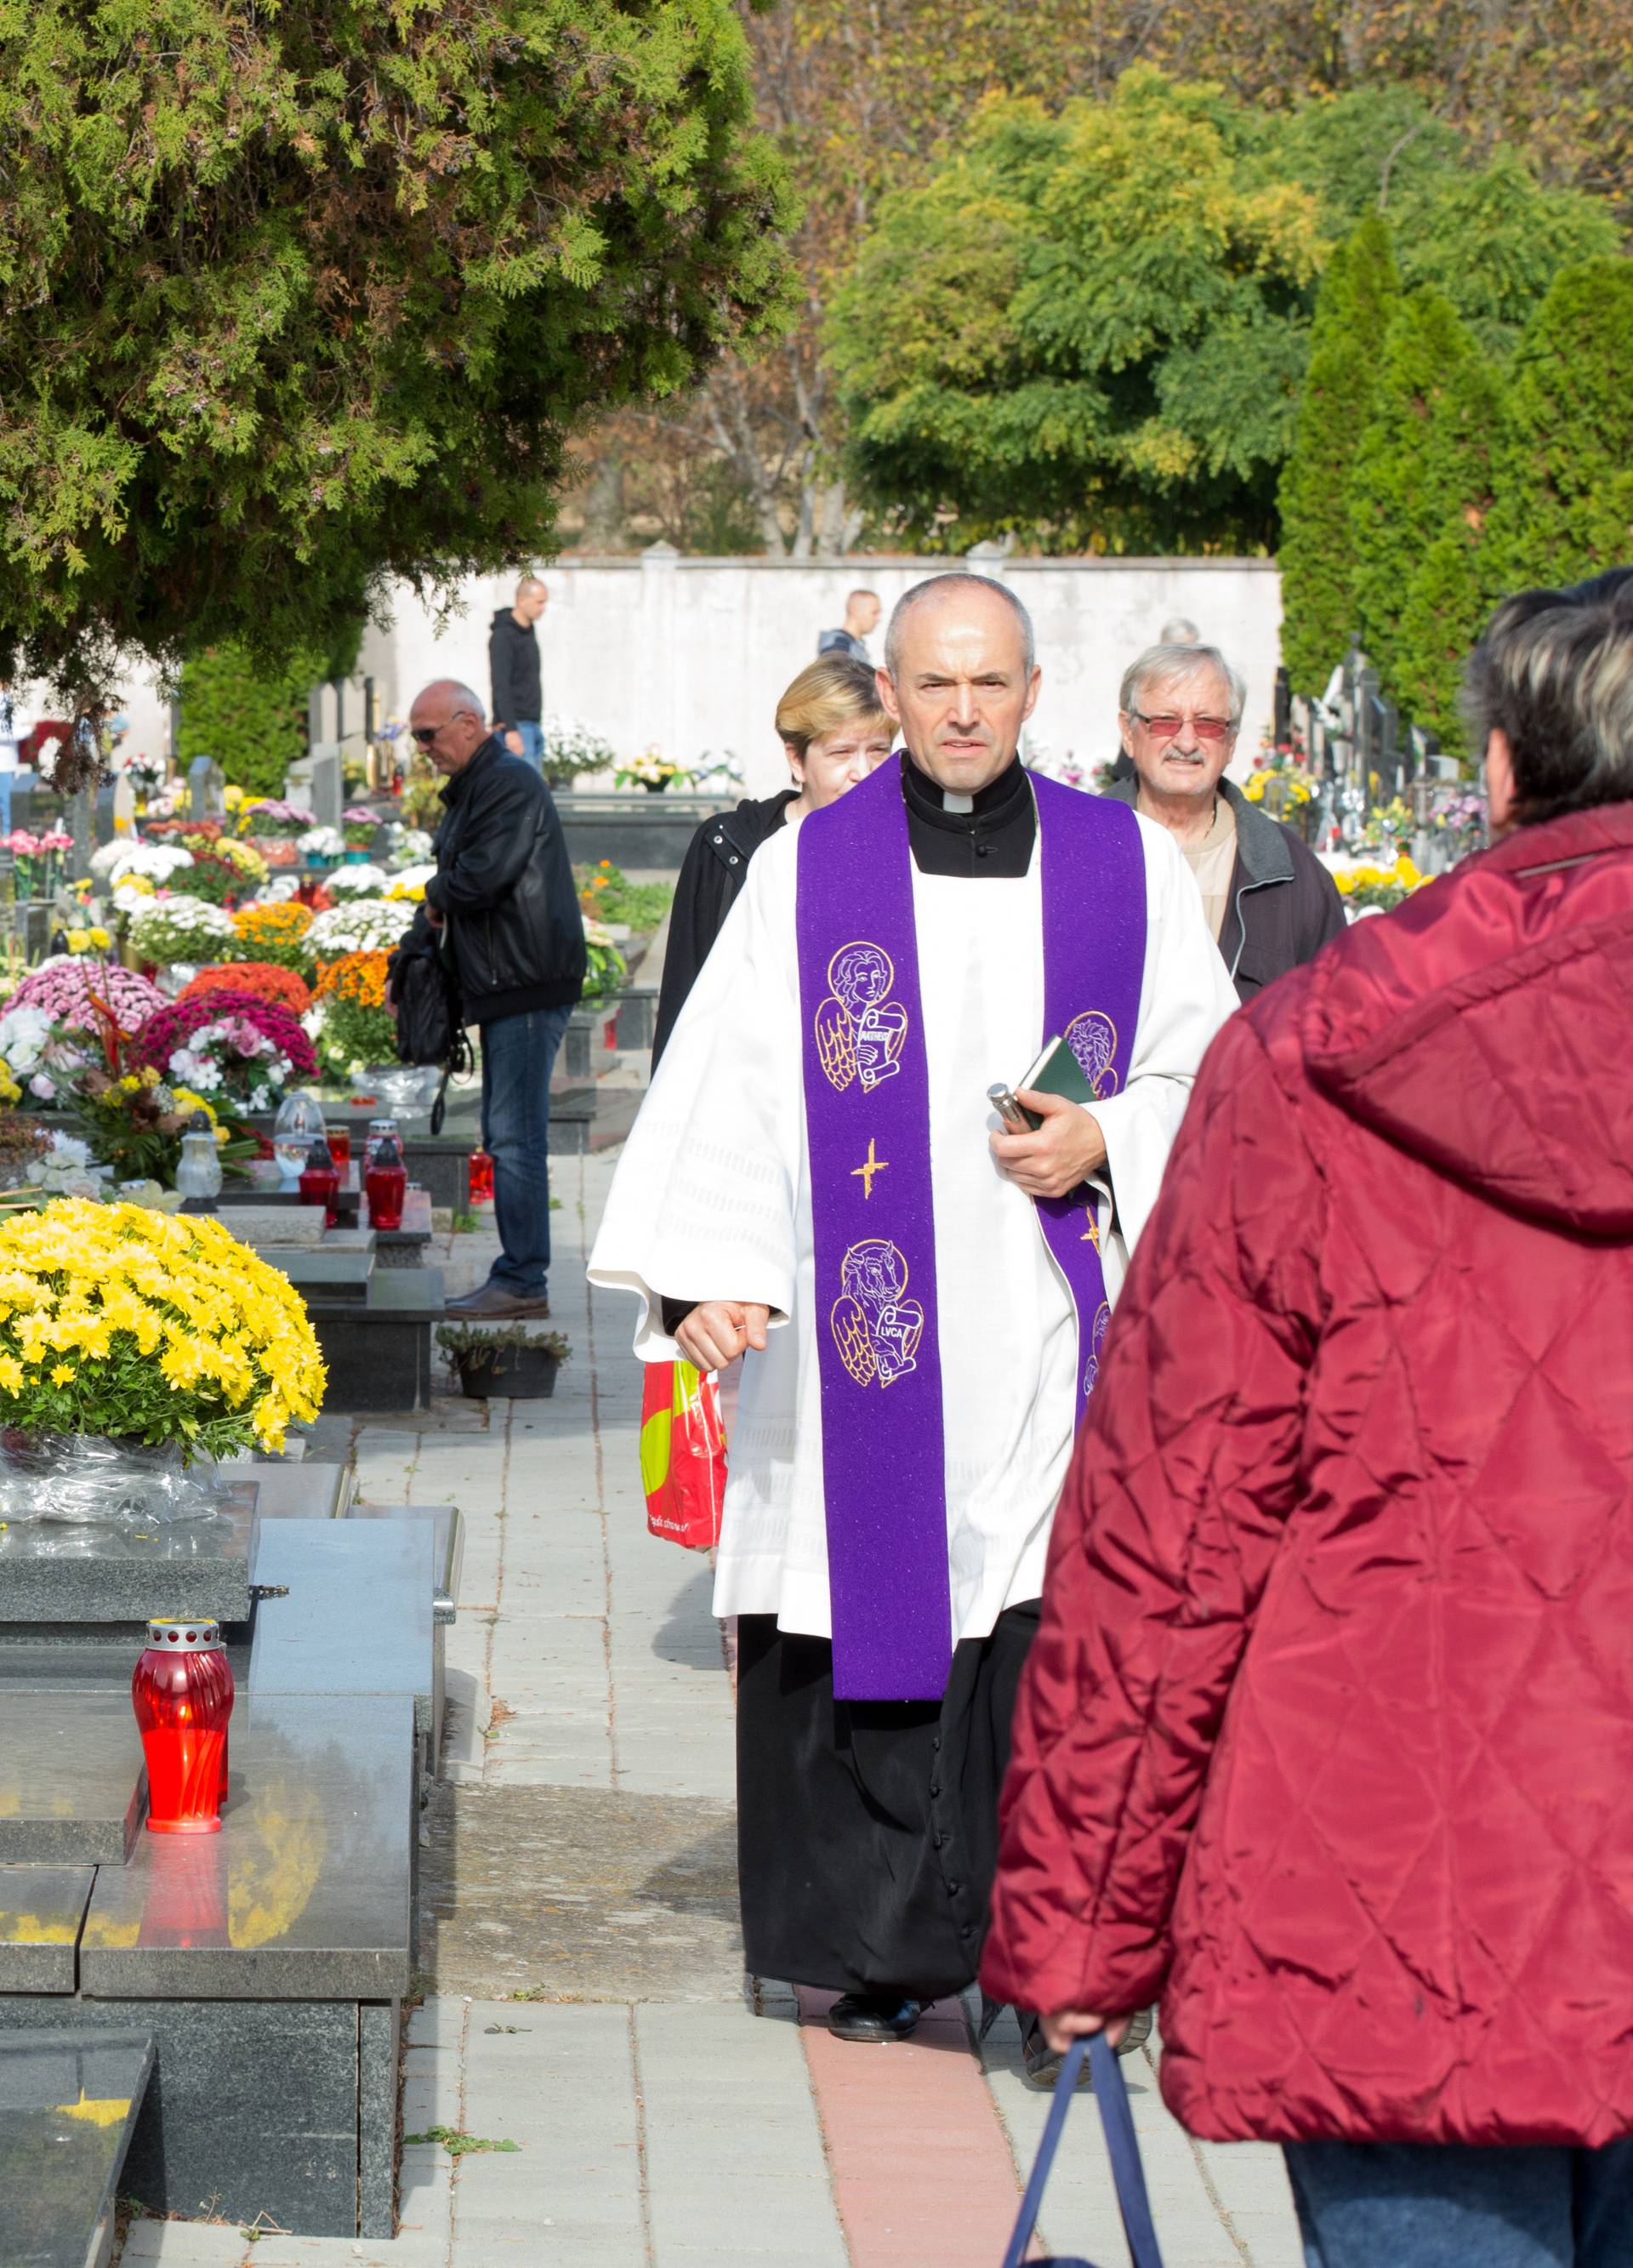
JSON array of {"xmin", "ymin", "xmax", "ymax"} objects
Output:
[{"xmin": 796, "ymin": 758, "xmax": 1145, "ymax": 1701}]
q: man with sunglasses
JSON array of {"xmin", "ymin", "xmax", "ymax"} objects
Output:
[
  {"xmin": 394, "ymin": 680, "xmax": 585, "ymax": 1317},
  {"xmin": 1104, "ymin": 642, "xmax": 1343, "ymax": 1000}
]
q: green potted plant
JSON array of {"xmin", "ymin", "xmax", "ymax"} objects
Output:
[{"xmin": 435, "ymin": 1321, "xmax": 571, "ymax": 1400}]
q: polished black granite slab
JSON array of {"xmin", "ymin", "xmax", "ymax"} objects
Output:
[
  {"xmin": 0, "ymin": 1484, "xmax": 257, "ymax": 1625},
  {"xmin": 310, "ymin": 1274, "xmax": 443, "ymax": 1411},
  {"xmin": 0, "ymin": 1696, "xmax": 145, "ymax": 1865},
  {"xmin": 264, "ymin": 1247, "xmax": 373, "ymax": 1304},
  {"xmin": 0, "ymin": 1867, "xmax": 94, "ymax": 1992},
  {"xmin": 0, "ymin": 2026, "xmax": 153, "ymax": 2268},
  {"xmin": 0, "ymin": 1637, "xmax": 250, "ymax": 1690},
  {"xmin": 79, "ymin": 1692, "xmax": 413, "ymax": 2000},
  {"xmin": 248, "ymin": 1521, "xmax": 435, "ymax": 1735},
  {"xmin": 0, "ymin": 1996, "xmax": 394, "ymax": 2240}
]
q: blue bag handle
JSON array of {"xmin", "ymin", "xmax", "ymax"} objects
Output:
[{"xmin": 1000, "ymin": 2032, "xmax": 1165, "ymax": 2268}]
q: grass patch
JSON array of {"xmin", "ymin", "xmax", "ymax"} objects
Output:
[{"xmin": 403, "ymin": 2125, "xmax": 521, "ymax": 2157}]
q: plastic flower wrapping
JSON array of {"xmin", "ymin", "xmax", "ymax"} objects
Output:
[
  {"xmin": 178, "ymin": 962, "xmax": 312, "ymax": 1016},
  {"xmin": 0, "ymin": 1198, "xmax": 326, "ymax": 1461},
  {"xmin": 134, "ymin": 990, "xmax": 318, "ymax": 1109},
  {"xmin": 307, "ymin": 898, "xmax": 413, "ymax": 960},
  {"xmin": 10, "ymin": 957, "xmax": 167, "ymax": 1035},
  {"xmin": 128, "ymin": 894, "xmax": 239, "ymax": 966}
]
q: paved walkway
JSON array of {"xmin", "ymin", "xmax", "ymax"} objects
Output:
[{"xmin": 117, "ymin": 1154, "xmax": 1303, "ymax": 2268}]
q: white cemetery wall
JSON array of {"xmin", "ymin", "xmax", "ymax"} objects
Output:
[{"xmin": 361, "ymin": 553, "xmax": 1283, "ymax": 799}]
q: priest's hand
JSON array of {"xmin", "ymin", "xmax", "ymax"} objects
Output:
[
  {"xmin": 1038, "ymin": 2009, "xmax": 1134, "ymax": 2055},
  {"xmin": 674, "ymin": 1301, "xmax": 770, "ymax": 1372},
  {"xmin": 991, "ymin": 1089, "xmax": 1107, "ymax": 1198}
]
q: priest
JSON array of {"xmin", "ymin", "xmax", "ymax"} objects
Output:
[{"xmin": 589, "ymin": 573, "xmax": 1236, "ymax": 2064}]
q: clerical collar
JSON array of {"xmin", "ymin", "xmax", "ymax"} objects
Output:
[
  {"xmin": 901, "ymin": 755, "xmax": 1029, "ymax": 831},
  {"xmin": 901, "ymin": 754, "xmax": 1036, "ymax": 878}
]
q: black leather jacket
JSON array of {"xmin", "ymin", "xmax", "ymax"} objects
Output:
[{"xmin": 418, "ymin": 737, "xmax": 585, "ymax": 1023}]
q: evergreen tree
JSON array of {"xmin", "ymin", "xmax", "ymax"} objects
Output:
[
  {"xmin": 1483, "ymin": 262, "xmax": 1633, "ymax": 597},
  {"xmin": 1275, "ymin": 217, "xmax": 1400, "ymax": 694},
  {"xmin": 1347, "ymin": 290, "xmax": 1503, "ymax": 738}
]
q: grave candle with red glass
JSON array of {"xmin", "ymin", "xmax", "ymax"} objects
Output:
[
  {"xmin": 366, "ymin": 1134, "xmax": 407, "ymax": 1231},
  {"xmin": 131, "ymin": 1617, "xmax": 234, "ymax": 1833},
  {"xmin": 298, "ymin": 1137, "xmax": 341, "ymax": 1228}
]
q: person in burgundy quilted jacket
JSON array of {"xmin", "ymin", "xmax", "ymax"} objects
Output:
[{"xmin": 982, "ymin": 571, "xmax": 1633, "ymax": 2268}]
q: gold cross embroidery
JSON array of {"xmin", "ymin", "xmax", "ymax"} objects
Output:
[
  {"xmin": 851, "ymin": 1138, "xmax": 890, "ymax": 1200},
  {"xmin": 1080, "ymin": 1207, "xmax": 1101, "ymax": 1249}
]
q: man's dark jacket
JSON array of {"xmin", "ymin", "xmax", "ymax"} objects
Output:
[
  {"xmin": 489, "ymin": 608, "xmax": 543, "ymax": 731},
  {"xmin": 651, "ymin": 792, "xmax": 797, "ymax": 1068},
  {"xmin": 411, "ymin": 737, "xmax": 585, "ymax": 1025},
  {"xmin": 1105, "ymin": 774, "xmax": 1345, "ymax": 1001}
]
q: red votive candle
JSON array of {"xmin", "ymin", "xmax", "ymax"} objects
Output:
[
  {"xmin": 132, "ymin": 1616, "xmax": 234, "ymax": 1834},
  {"xmin": 467, "ymin": 1148, "xmax": 495, "ymax": 1210},
  {"xmin": 367, "ymin": 1134, "xmax": 407, "ymax": 1231},
  {"xmin": 324, "ymin": 1124, "xmax": 352, "ymax": 1169},
  {"xmin": 298, "ymin": 1137, "xmax": 341, "ymax": 1228}
]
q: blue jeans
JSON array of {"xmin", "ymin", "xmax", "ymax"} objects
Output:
[
  {"xmin": 1285, "ymin": 2140, "xmax": 1633, "ymax": 2267},
  {"xmin": 510, "ymin": 721, "xmax": 544, "ymax": 772},
  {"xmin": 478, "ymin": 1003, "xmax": 572, "ymax": 1295}
]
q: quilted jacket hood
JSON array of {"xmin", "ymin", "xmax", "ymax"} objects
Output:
[{"xmin": 1302, "ymin": 802, "xmax": 1633, "ymax": 1234}]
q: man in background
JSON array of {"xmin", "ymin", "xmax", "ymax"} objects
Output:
[
  {"xmin": 395, "ymin": 678, "xmax": 584, "ymax": 1318},
  {"xmin": 489, "ymin": 575, "xmax": 549, "ymax": 772},
  {"xmin": 1103, "ymin": 640, "xmax": 1343, "ymax": 1000},
  {"xmin": 817, "ymin": 588, "xmax": 879, "ymax": 663}
]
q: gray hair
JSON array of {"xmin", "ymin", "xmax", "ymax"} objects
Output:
[
  {"xmin": 1465, "ymin": 568, "xmax": 1633, "ymax": 825},
  {"xmin": 1119, "ymin": 642, "xmax": 1246, "ymax": 727},
  {"xmin": 884, "ymin": 573, "xmax": 1036, "ymax": 680}
]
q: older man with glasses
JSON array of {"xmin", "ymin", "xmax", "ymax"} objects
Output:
[
  {"xmin": 1103, "ymin": 641, "xmax": 1343, "ymax": 1000},
  {"xmin": 391, "ymin": 679, "xmax": 585, "ymax": 1316}
]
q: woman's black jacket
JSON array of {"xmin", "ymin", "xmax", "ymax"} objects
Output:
[{"xmin": 651, "ymin": 792, "xmax": 796, "ymax": 1068}]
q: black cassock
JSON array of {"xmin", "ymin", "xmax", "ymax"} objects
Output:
[
  {"xmin": 735, "ymin": 760, "xmax": 1044, "ymax": 2001},
  {"xmin": 736, "ymin": 1602, "xmax": 1041, "ymax": 1999}
]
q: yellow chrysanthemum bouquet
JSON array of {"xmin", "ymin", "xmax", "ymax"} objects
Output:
[{"xmin": 0, "ymin": 1200, "xmax": 325, "ymax": 1458}]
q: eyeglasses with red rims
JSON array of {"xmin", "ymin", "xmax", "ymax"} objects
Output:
[{"xmin": 1130, "ymin": 709, "xmax": 1235, "ymax": 744}]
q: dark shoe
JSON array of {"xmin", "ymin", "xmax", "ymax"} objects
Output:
[
  {"xmin": 1020, "ymin": 2007, "xmax": 1153, "ymax": 2091},
  {"xmin": 442, "ymin": 1282, "xmax": 551, "ymax": 1319},
  {"xmin": 827, "ymin": 1992, "xmax": 921, "ymax": 2043}
]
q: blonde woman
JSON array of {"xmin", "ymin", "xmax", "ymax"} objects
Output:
[{"xmin": 651, "ymin": 653, "xmax": 893, "ymax": 1066}]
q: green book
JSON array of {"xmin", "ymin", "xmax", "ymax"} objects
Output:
[{"xmin": 1010, "ymin": 1033, "xmax": 1093, "ymax": 1130}]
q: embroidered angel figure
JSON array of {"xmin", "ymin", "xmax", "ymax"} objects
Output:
[{"xmin": 814, "ymin": 943, "xmax": 909, "ymax": 1094}]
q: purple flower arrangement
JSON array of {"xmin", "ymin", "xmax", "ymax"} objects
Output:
[
  {"xmin": 10, "ymin": 955, "xmax": 168, "ymax": 1036},
  {"xmin": 134, "ymin": 989, "xmax": 319, "ymax": 1087}
]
